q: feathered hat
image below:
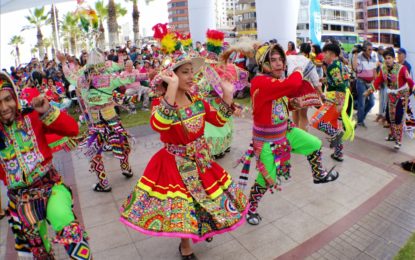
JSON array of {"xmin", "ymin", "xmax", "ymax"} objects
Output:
[
  {"xmin": 220, "ymin": 37, "xmax": 261, "ymax": 63},
  {"xmin": 178, "ymin": 32, "xmax": 193, "ymax": 51},
  {"xmin": 74, "ymin": 1, "xmax": 99, "ymax": 33},
  {"xmin": 152, "ymin": 23, "xmax": 204, "ymax": 72},
  {"xmin": 206, "ymin": 29, "xmax": 225, "ymax": 56}
]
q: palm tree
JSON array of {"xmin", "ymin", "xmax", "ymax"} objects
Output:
[
  {"xmin": 95, "ymin": 0, "xmax": 108, "ymax": 49},
  {"xmin": 22, "ymin": 7, "xmax": 50, "ymax": 59},
  {"xmin": 107, "ymin": 0, "xmax": 118, "ymax": 48},
  {"xmin": 31, "ymin": 47, "xmax": 39, "ymax": 58},
  {"xmin": 61, "ymin": 12, "xmax": 80, "ymax": 55},
  {"xmin": 43, "ymin": 37, "xmax": 53, "ymax": 57},
  {"xmin": 49, "ymin": 4, "xmax": 59, "ymax": 55},
  {"xmin": 126, "ymin": 0, "xmax": 154, "ymax": 46},
  {"xmin": 107, "ymin": 0, "xmax": 127, "ymax": 48},
  {"xmin": 8, "ymin": 35, "xmax": 24, "ymax": 66}
]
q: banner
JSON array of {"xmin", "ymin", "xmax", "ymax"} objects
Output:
[{"xmin": 309, "ymin": 0, "xmax": 322, "ymax": 45}]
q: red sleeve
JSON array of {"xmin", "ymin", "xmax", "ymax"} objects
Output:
[
  {"xmin": 400, "ymin": 66, "xmax": 414, "ymax": 89},
  {"xmin": 203, "ymin": 98, "xmax": 230, "ymax": 127},
  {"xmin": 150, "ymin": 98, "xmax": 175, "ymax": 133},
  {"xmin": 40, "ymin": 107, "xmax": 79, "ymax": 137},
  {"xmin": 373, "ymin": 69, "xmax": 385, "ymax": 90},
  {"xmin": 251, "ymin": 71, "xmax": 303, "ymax": 101}
]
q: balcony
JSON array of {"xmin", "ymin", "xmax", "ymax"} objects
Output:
[
  {"xmin": 238, "ymin": 0, "xmax": 255, "ymax": 4},
  {"xmin": 236, "ymin": 29, "xmax": 257, "ymax": 36},
  {"xmin": 234, "ymin": 7, "xmax": 255, "ymax": 15}
]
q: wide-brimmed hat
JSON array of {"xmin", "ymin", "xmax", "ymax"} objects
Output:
[
  {"xmin": 170, "ymin": 54, "xmax": 205, "ymax": 72},
  {"xmin": 255, "ymin": 44, "xmax": 286, "ymax": 69}
]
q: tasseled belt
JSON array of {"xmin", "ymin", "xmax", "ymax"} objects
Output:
[{"xmin": 237, "ymin": 123, "xmax": 290, "ymax": 191}]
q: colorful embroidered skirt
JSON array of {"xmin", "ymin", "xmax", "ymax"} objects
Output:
[
  {"xmin": 119, "ymin": 148, "xmax": 248, "ymax": 242},
  {"xmin": 204, "ymin": 118, "xmax": 234, "ymax": 156}
]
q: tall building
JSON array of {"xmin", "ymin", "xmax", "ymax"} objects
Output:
[
  {"xmin": 216, "ymin": 0, "xmax": 237, "ymax": 32},
  {"xmin": 167, "ymin": 0, "xmax": 190, "ymax": 33},
  {"xmin": 235, "ymin": 0, "xmax": 257, "ymax": 38},
  {"xmin": 297, "ymin": 0, "xmax": 357, "ymax": 50},
  {"xmin": 355, "ymin": 0, "xmax": 400, "ymax": 47}
]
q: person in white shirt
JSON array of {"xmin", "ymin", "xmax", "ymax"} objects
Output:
[{"xmin": 352, "ymin": 41, "xmax": 377, "ymax": 127}]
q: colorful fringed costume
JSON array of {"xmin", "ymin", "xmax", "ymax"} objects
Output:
[
  {"xmin": 373, "ymin": 62, "xmax": 414, "ymax": 147},
  {"xmin": 0, "ymin": 74, "xmax": 91, "ymax": 259},
  {"xmin": 201, "ymin": 29, "xmax": 250, "ymax": 157},
  {"xmin": 237, "ymin": 44, "xmax": 339, "ymax": 225},
  {"xmin": 239, "ymin": 72, "xmax": 335, "ymax": 220},
  {"xmin": 311, "ymin": 59, "xmax": 355, "ymax": 161},
  {"xmin": 62, "ymin": 55, "xmax": 147, "ymax": 191},
  {"xmin": 120, "ymin": 95, "xmax": 247, "ymax": 241}
]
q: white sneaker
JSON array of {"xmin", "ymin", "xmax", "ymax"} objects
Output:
[{"xmin": 394, "ymin": 142, "xmax": 401, "ymax": 150}]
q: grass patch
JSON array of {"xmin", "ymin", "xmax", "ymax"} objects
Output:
[
  {"xmin": 118, "ymin": 109, "xmax": 151, "ymax": 128},
  {"xmin": 66, "ymin": 105, "xmax": 150, "ymax": 132},
  {"xmin": 395, "ymin": 233, "xmax": 415, "ymax": 260},
  {"xmin": 235, "ymin": 96, "xmax": 251, "ymax": 107},
  {"xmin": 65, "ymin": 96, "xmax": 250, "ymax": 131}
]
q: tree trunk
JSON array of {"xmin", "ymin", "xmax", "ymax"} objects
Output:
[
  {"xmin": 70, "ymin": 35, "xmax": 76, "ymax": 55},
  {"xmin": 51, "ymin": 4, "xmax": 59, "ymax": 54},
  {"xmin": 16, "ymin": 46, "xmax": 21, "ymax": 65},
  {"xmin": 97, "ymin": 20, "xmax": 106, "ymax": 50},
  {"xmin": 107, "ymin": 0, "xmax": 119, "ymax": 48},
  {"xmin": 37, "ymin": 26, "xmax": 45, "ymax": 59},
  {"xmin": 132, "ymin": 0, "xmax": 140, "ymax": 46}
]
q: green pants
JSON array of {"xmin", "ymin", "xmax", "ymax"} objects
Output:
[
  {"xmin": 256, "ymin": 127, "xmax": 322, "ymax": 187},
  {"xmin": 8, "ymin": 184, "xmax": 91, "ymax": 259},
  {"xmin": 46, "ymin": 184, "xmax": 76, "ymax": 231}
]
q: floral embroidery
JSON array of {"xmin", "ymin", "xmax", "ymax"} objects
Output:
[
  {"xmin": 0, "ymin": 117, "xmax": 45, "ymax": 189},
  {"xmin": 271, "ymin": 97, "xmax": 289, "ymax": 124},
  {"xmin": 182, "ymin": 115, "xmax": 204, "ymax": 134}
]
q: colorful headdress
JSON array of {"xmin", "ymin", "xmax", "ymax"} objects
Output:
[
  {"xmin": 152, "ymin": 23, "xmax": 204, "ymax": 72},
  {"xmin": 0, "ymin": 72, "xmax": 21, "ymax": 111},
  {"xmin": 74, "ymin": 2, "xmax": 99, "ymax": 33},
  {"xmin": 179, "ymin": 32, "xmax": 193, "ymax": 51},
  {"xmin": 206, "ymin": 29, "xmax": 225, "ymax": 55},
  {"xmin": 220, "ymin": 37, "xmax": 261, "ymax": 63},
  {"xmin": 152, "ymin": 23, "xmax": 181, "ymax": 55}
]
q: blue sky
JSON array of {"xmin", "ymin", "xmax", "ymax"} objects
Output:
[{"xmin": 0, "ymin": 0, "xmax": 168, "ymax": 69}]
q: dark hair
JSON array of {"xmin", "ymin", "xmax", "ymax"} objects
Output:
[
  {"xmin": 300, "ymin": 43, "xmax": 311, "ymax": 55},
  {"xmin": 383, "ymin": 47, "xmax": 395, "ymax": 58},
  {"xmin": 288, "ymin": 41, "xmax": 296, "ymax": 51},
  {"xmin": 312, "ymin": 44, "xmax": 321, "ymax": 55},
  {"xmin": 263, "ymin": 44, "xmax": 286, "ymax": 68},
  {"xmin": 30, "ymin": 71, "xmax": 44, "ymax": 88},
  {"xmin": 322, "ymin": 43, "xmax": 341, "ymax": 56}
]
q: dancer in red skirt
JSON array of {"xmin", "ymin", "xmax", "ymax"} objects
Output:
[{"xmin": 120, "ymin": 24, "xmax": 247, "ymax": 259}]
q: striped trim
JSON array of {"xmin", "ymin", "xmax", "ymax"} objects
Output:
[{"xmin": 252, "ymin": 123, "xmax": 288, "ymax": 142}]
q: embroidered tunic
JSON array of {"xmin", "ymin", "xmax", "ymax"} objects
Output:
[
  {"xmin": 0, "ymin": 107, "xmax": 79, "ymax": 189},
  {"xmin": 238, "ymin": 72, "xmax": 303, "ymax": 189},
  {"xmin": 374, "ymin": 63, "xmax": 414, "ymax": 142}
]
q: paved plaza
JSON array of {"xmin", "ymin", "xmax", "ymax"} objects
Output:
[{"xmin": 1, "ymin": 109, "xmax": 415, "ymax": 259}]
